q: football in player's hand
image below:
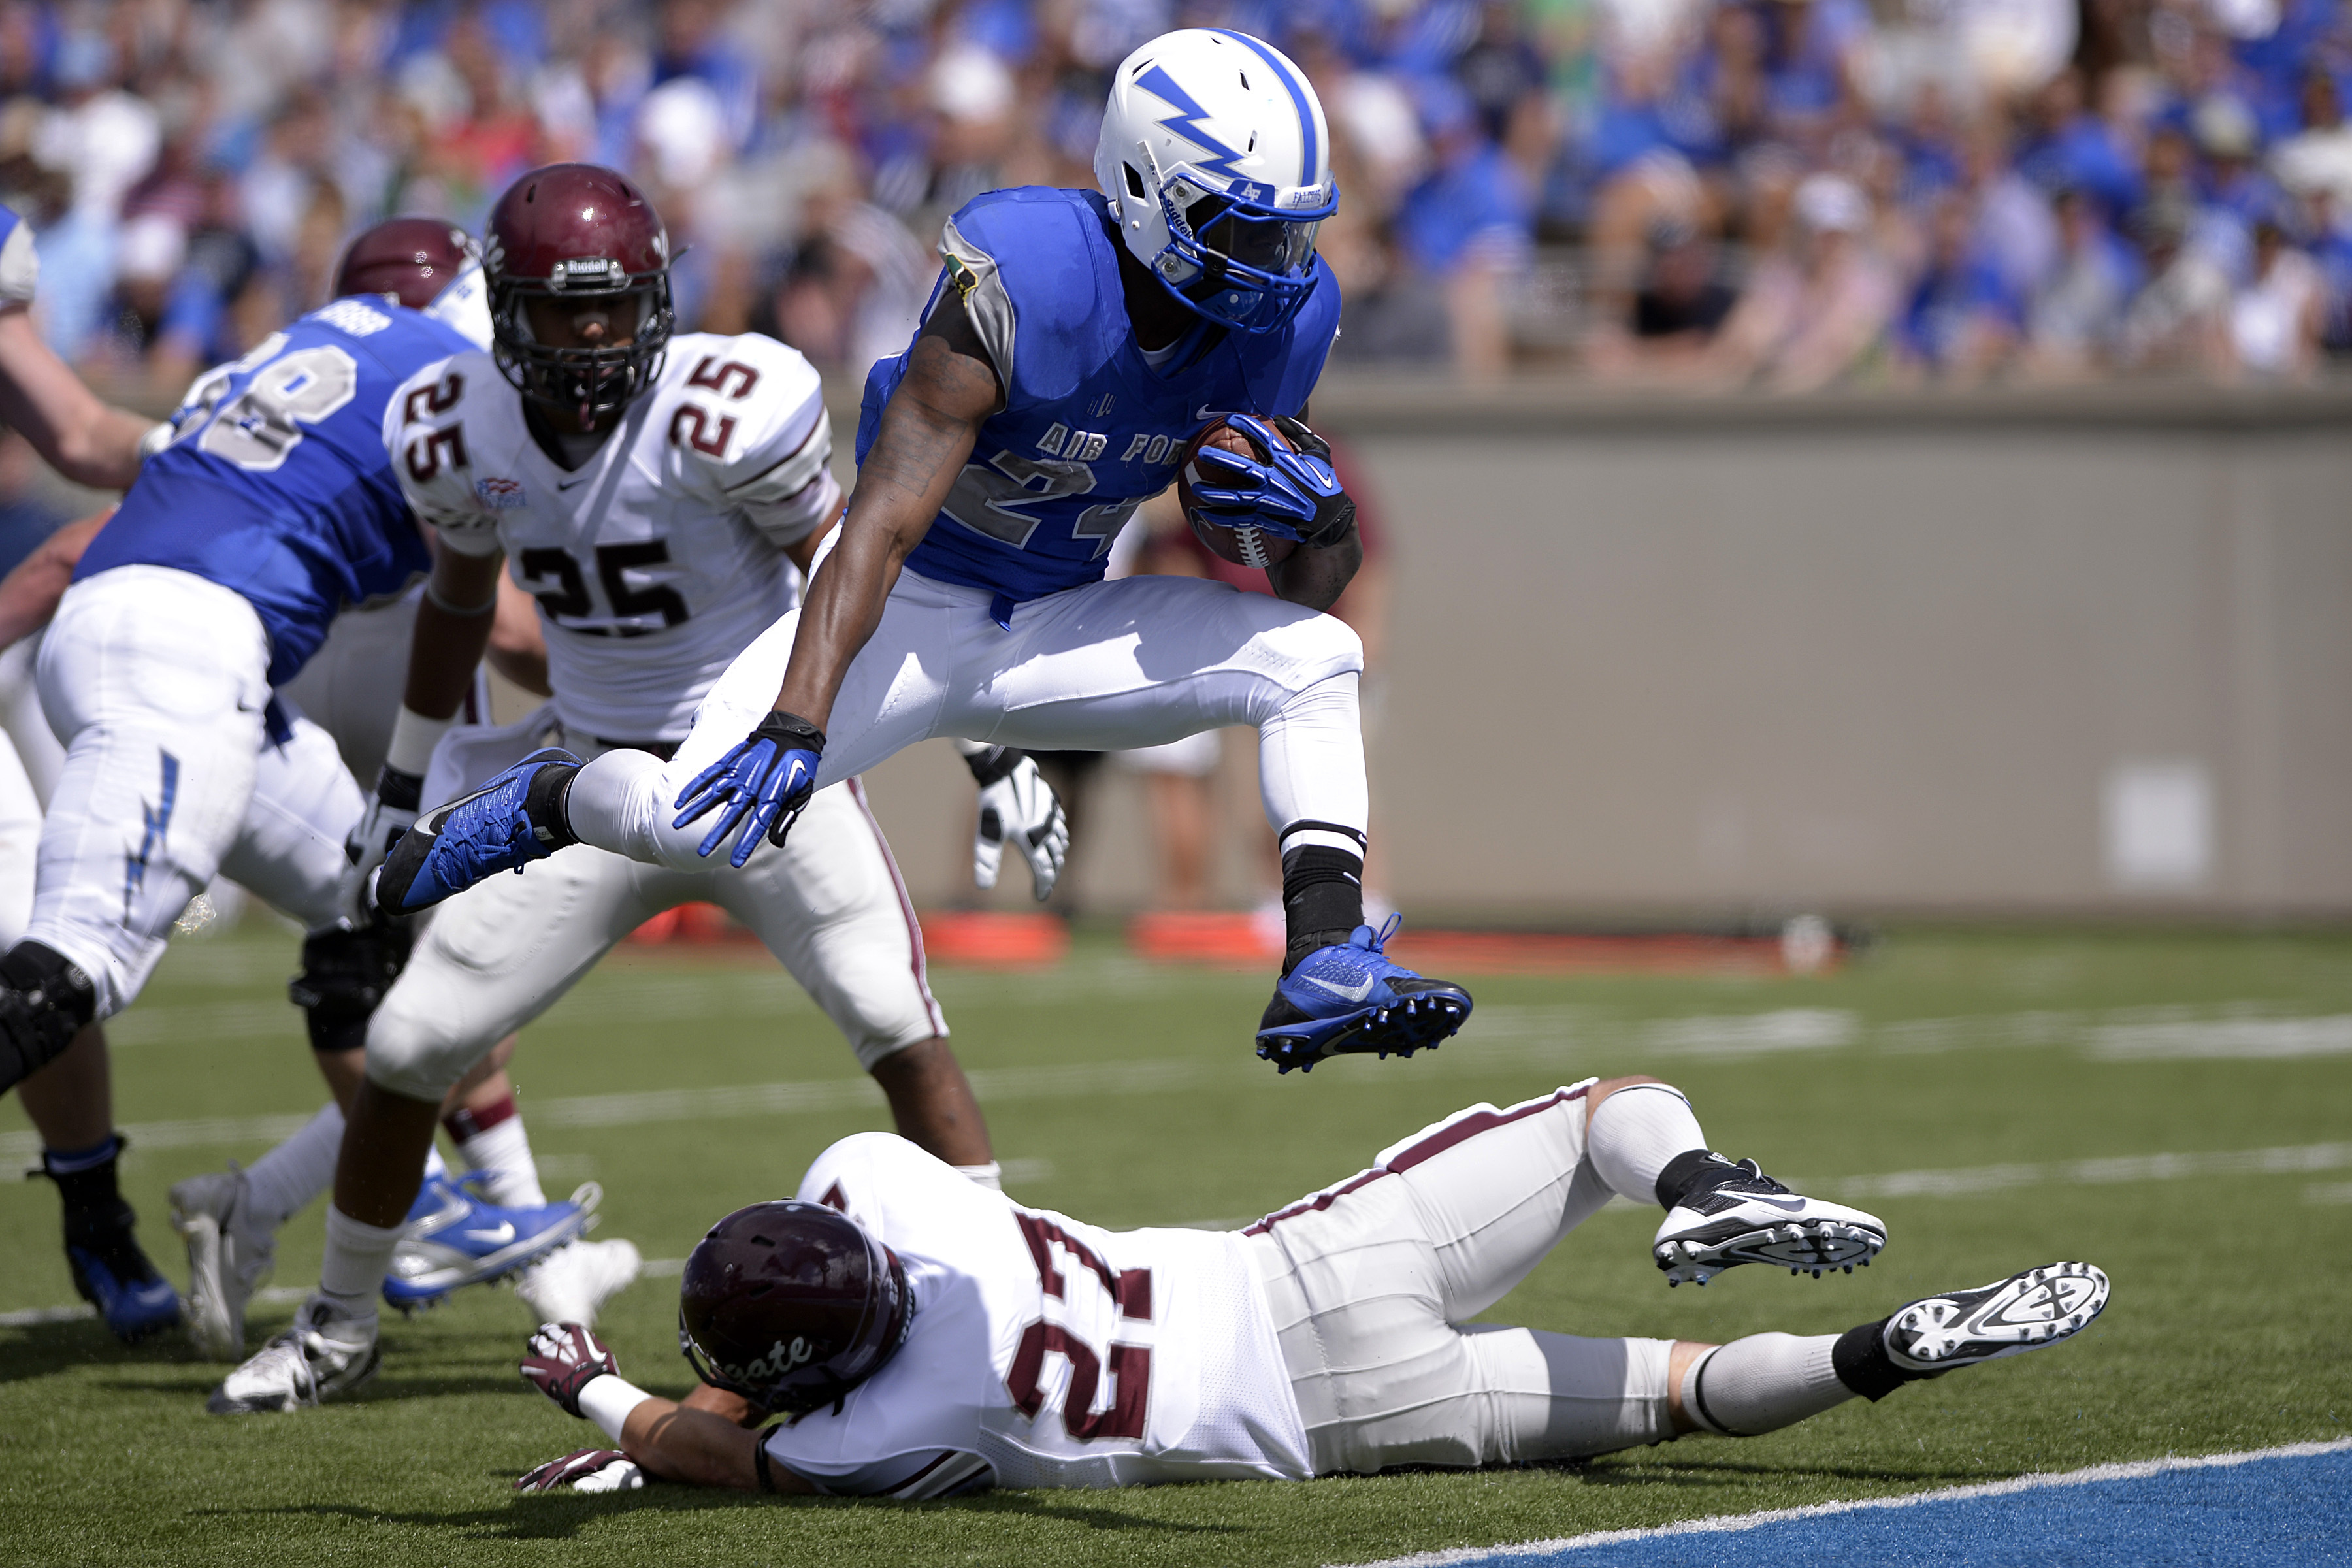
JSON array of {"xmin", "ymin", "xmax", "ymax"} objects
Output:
[{"xmin": 1179, "ymin": 417, "xmax": 1302, "ymax": 572}]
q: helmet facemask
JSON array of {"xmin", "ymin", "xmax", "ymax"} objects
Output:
[
  {"xmin": 1136, "ymin": 156, "xmax": 1335, "ymax": 334},
  {"xmin": 491, "ymin": 262, "xmax": 674, "ymax": 428}
]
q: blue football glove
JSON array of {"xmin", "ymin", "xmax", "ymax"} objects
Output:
[
  {"xmin": 1183, "ymin": 415, "xmax": 1357, "ymax": 549},
  {"xmin": 672, "ymin": 711, "xmax": 825, "ymax": 868}
]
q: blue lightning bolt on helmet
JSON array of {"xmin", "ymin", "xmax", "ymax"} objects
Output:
[{"xmin": 1096, "ymin": 28, "xmax": 1337, "ymax": 335}]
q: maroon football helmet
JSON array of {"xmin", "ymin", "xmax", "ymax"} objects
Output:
[
  {"xmin": 333, "ymin": 217, "xmax": 476, "ymax": 310},
  {"xmin": 678, "ymin": 1201, "xmax": 911, "ymax": 1415},
  {"xmin": 483, "ymin": 162, "xmax": 674, "ymax": 422}
]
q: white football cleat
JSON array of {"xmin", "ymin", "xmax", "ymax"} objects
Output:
[
  {"xmin": 513, "ymin": 1238, "xmax": 642, "ymax": 1328},
  {"xmin": 1886, "ymin": 1260, "xmax": 2110, "ymax": 1372},
  {"xmin": 171, "ymin": 1164, "xmax": 280, "ymax": 1360},
  {"xmin": 1653, "ymin": 1157, "xmax": 1887, "ymax": 1286},
  {"xmin": 206, "ymin": 1296, "xmax": 380, "ymax": 1414}
]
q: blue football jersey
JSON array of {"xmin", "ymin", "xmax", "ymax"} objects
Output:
[
  {"xmin": 76, "ymin": 299, "xmax": 478, "ymax": 685},
  {"xmin": 860, "ymin": 186, "xmax": 1341, "ymax": 608}
]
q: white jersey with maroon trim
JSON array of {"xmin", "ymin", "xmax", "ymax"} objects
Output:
[
  {"xmin": 760, "ymin": 1133, "xmax": 1312, "ymax": 1495},
  {"xmin": 385, "ymin": 331, "xmax": 840, "ymax": 742}
]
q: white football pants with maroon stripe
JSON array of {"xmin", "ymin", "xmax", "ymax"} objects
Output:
[
  {"xmin": 1241, "ymin": 1081, "xmax": 1678, "ymax": 1475},
  {"xmin": 363, "ymin": 759, "xmax": 943, "ymax": 1103}
]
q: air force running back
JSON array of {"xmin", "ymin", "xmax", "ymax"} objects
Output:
[{"xmin": 871, "ymin": 184, "xmax": 1337, "ymax": 613}]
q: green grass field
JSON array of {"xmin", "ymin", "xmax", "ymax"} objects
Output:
[{"xmin": 3, "ymin": 923, "xmax": 2348, "ymax": 1567}]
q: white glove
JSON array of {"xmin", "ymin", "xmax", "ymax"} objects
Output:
[
  {"xmin": 340, "ymin": 765, "xmax": 421, "ymax": 923},
  {"xmin": 960, "ymin": 743, "xmax": 1067, "ymax": 900}
]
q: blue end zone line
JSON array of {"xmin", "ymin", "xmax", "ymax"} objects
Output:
[{"xmin": 1336, "ymin": 1439, "xmax": 2352, "ymax": 1568}]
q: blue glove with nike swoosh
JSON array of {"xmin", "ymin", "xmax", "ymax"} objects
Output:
[
  {"xmin": 673, "ymin": 711, "xmax": 825, "ymax": 868},
  {"xmin": 1183, "ymin": 414, "xmax": 1356, "ymax": 549}
]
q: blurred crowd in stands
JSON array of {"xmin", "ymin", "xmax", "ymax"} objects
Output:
[{"xmin": 3, "ymin": 0, "xmax": 2351, "ymax": 397}]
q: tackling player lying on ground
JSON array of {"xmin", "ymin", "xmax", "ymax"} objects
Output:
[
  {"xmin": 0, "ymin": 504, "xmax": 632, "ymax": 1359},
  {"xmin": 369, "ymin": 27, "xmax": 1471, "ymax": 1075},
  {"xmin": 0, "ymin": 220, "xmax": 616, "ymax": 1345},
  {"xmin": 511, "ymin": 1075, "xmax": 2108, "ymax": 1495},
  {"xmin": 204, "ymin": 164, "xmax": 1068, "ymax": 1417}
]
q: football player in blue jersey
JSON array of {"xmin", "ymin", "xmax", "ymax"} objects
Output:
[
  {"xmin": 0, "ymin": 220, "xmax": 605, "ymax": 1343},
  {"xmin": 378, "ymin": 28, "xmax": 1475, "ymax": 1073}
]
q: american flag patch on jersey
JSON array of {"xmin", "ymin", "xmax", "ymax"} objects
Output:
[{"xmin": 475, "ymin": 476, "xmax": 527, "ymax": 509}]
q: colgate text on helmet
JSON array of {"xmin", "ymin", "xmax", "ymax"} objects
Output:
[
  {"xmin": 677, "ymin": 1200, "xmax": 911, "ymax": 1415},
  {"xmin": 483, "ymin": 163, "xmax": 676, "ymax": 424}
]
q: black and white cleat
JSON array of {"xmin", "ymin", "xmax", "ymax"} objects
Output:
[
  {"xmin": 1652, "ymin": 1158, "xmax": 1887, "ymax": 1286},
  {"xmin": 1885, "ymin": 1260, "xmax": 2110, "ymax": 1373}
]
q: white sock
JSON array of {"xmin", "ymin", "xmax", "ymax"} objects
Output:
[
  {"xmin": 242, "ymin": 1102, "xmax": 344, "ymax": 1226},
  {"xmin": 1679, "ymin": 1334, "xmax": 1852, "ymax": 1437},
  {"xmin": 953, "ymin": 1161, "xmax": 1003, "ymax": 1190},
  {"xmin": 318, "ymin": 1204, "xmax": 401, "ymax": 1318},
  {"xmin": 446, "ymin": 1095, "xmax": 547, "ymax": 1207},
  {"xmin": 1585, "ymin": 1083, "xmax": 1708, "ymax": 1205},
  {"xmin": 423, "ymin": 1143, "xmax": 448, "ymax": 1181}
]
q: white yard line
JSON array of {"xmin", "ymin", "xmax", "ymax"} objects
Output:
[{"xmin": 1333, "ymin": 1439, "xmax": 2352, "ymax": 1568}]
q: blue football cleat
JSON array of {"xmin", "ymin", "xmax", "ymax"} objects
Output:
[
  {"xmin": 68, "ymin": 1241, "xmax": 182, "ymax": 1341},
  {"xmin": 1255, "ymin": 915, "xmax": 1473, "ymax": 1074},
  {"xmin": 372, "ymin": 749, "xmax": 580, "ymax": 915},
  {"xmin": 382, "ymin": 1175, "xmax": 598, "ymax": 1311}
]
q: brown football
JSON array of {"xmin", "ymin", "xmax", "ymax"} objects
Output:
[{"xmin": 1179, "ymin": 417, "xmax": 1301, "ymax": 572}]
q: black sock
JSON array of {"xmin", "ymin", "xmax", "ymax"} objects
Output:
[
  {"xmin": 1654, "ymin": 1149, "xmax": 1740, "ymax": 1210},
  {"xmin": 1279, "ymin": 845, "xmax": 1364, "ymax": 972},
  {"xmin": 1831, "ymin": 1317, "xmax": 1910, "ymax": 1401},
  {"xmin": 525, "ymin": 763, "xmax": 581, "ymax": 850}
]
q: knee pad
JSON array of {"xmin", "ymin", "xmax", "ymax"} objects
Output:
[
  {"xmin": 0, "ymin": 940, "xmax": 96, "ymax": 1094},
  {"xmin": 287, "ymin": 920, "xmax": 415, "ymax": 1054},
  {"xmin": 362, "ymin": 983, "xmax": 486, "ymax": 1102}
]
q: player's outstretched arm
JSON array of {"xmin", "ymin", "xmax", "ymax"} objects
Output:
[
  {"xmin": 673, "ymin": 296, "xmax": 1002, "ymax": 865},
  {"xmin": 518, "ymin": 1324, "xmax": 815, "ymax": 1494},
  {"xmin": 0, "ymin": 310, "xmax": 161, "ymax": 492},
  {"xmin": 0, "ymin": 506, "xmax": 108, "ymax": 648},
  {"xmin": 770, "ymin": 292, "xmax": 1001, "ymax": 731}
]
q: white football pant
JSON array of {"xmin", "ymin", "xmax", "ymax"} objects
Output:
[
  {"xmin": 29, "ymin": 566, "xmax": 362, "ymax": 1016},
  {"xmin": 365, "ymin": 750, "xmax": 942, "ymax": 1103},
  {"xmin": 566, "ymin": 568, "xmax": 1369, "ymax": 873},
  {"xmin": 1241, "ymin": 1081, "xmax": 1679, "ymax": 1475}
]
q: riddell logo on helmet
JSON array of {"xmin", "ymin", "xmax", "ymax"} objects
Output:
[
  {"xmin": 726, "ymin": 1337, "xmax": 817, "ymax": 1384},
  {"xmin": 549, "ymin": 257, "xmax": 623, "ymax": 289}
]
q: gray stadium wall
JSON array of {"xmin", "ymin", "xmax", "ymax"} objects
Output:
[{"xmin": 845, "ymin": 380, "xmax": 2352, "ymax": 922}]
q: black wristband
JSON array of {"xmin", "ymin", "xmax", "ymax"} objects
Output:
[
  {"xmin": 1301, "ymin": 495, "xmax": 1358, "ymax": 553},
  {"xmin": 962, "ymin": 745, "xmax": 1025, "ymax": 788},
  {"xmin": 753, "ymin": 711, "xmax": 826, "ymax": 753},
  {"xmin": 752, "ymin": 1436, "xmax": 777, "ymax": 1493},
  {"xmin": 374, "ymin": 765, "xmax": 425, "ymax": 813}
]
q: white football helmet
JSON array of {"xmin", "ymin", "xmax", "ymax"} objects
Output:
[{"xmin": 1096, "ymin": 28, "xmax": 1337, "ymax": 334}]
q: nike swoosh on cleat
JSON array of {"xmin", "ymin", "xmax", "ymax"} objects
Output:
[
  {"xmin": 1301, "ymin": 975, "xmax": 1376, "ymax": 1004},
  {"xmin": 461, "ymin": 1223, "xmax": 517, "ymax": 1245},
  {"xmin": 1736, "ymin": 1194, "xmax": 1812, "ymax": 1212}
]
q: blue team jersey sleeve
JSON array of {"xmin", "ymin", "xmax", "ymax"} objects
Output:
[
  {"xmin": 935, "ymin": 188, "xmax": 1119, "ymax": 411},
  {"xmin": 76, "ymin": 299, "xmax": 477, "ymax": 685}
]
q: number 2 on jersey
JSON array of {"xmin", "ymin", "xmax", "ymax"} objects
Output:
[
  {"xmin": 518, "ymin": 542, "xmax": 691, "ymax": 635},
  {"xmin": 1005, "ymin": 1212, "xmax": 1152, "ymax": 1442}
]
